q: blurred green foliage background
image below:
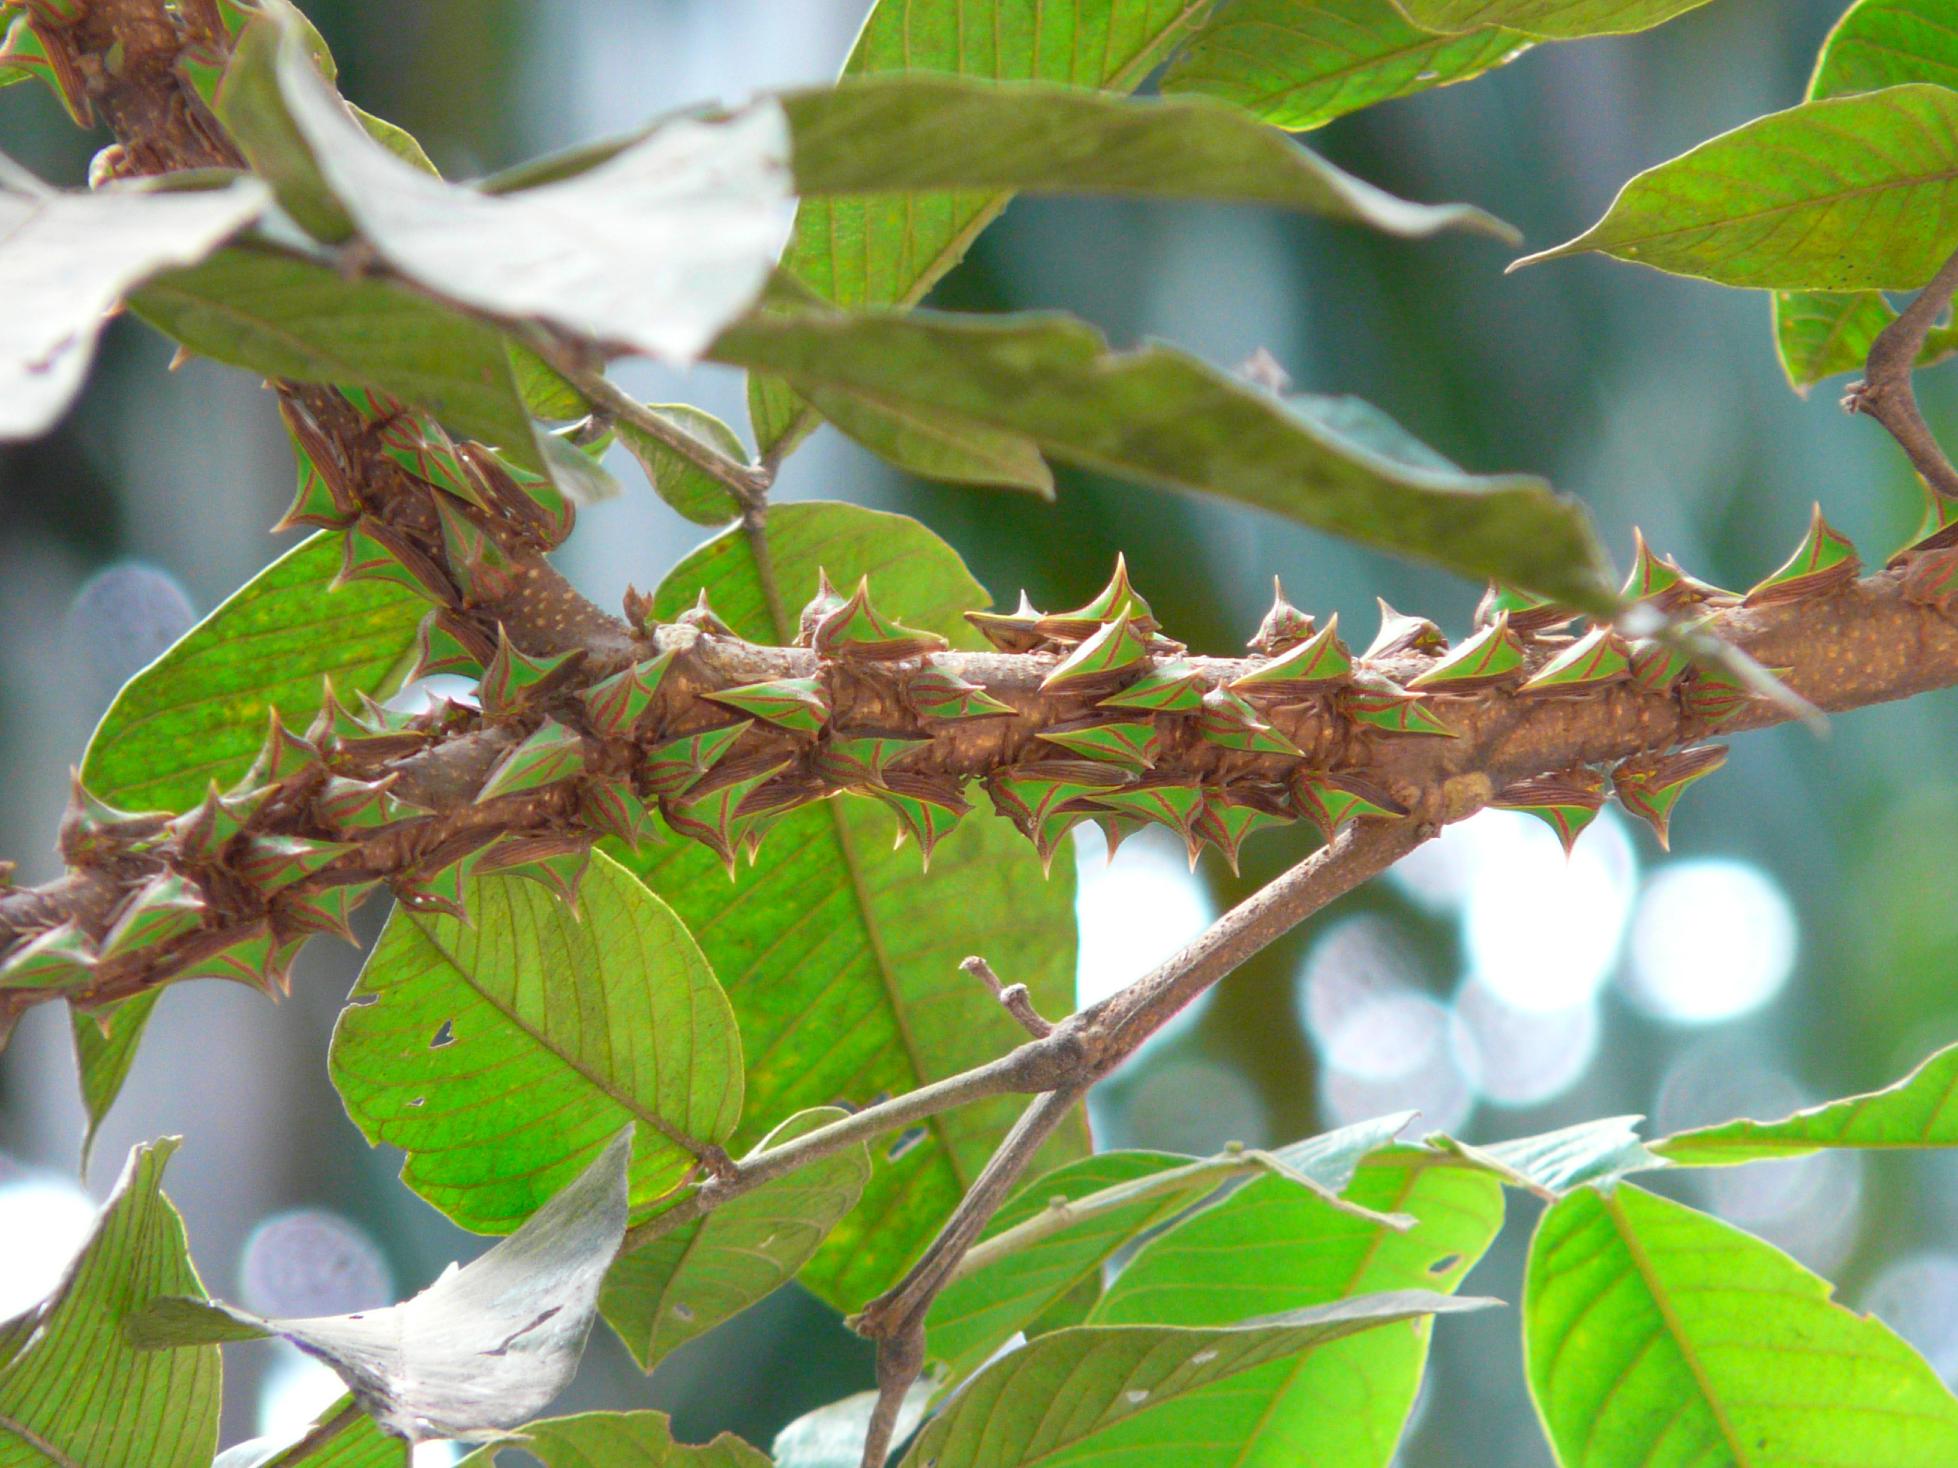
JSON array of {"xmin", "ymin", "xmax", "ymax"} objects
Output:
[{"xmin": 6, "ymin": 2, "xmax": 1955, "ymax": 1462}]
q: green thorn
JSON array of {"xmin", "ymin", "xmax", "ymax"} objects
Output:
[
  {"xmin": 1406, "ymin": 613, "xmax": 1525, "ymax": 690},
  {"xmin": 1042, "ymin": 615, "xmax": 1151, "ymax": 692},
  {"xmin": 1491, "ymin": 768, "xmax": 1606, "ymax": 855},
  {"xmin": 408, "ymin": 611, "xmax": 488, "ymax": 683},
  {"xmin": 1291, "ymin": 771, "xmax": 1408, "ymax": 841},
  {"xmin": 317, "ymin": 773, "xmax": 423, "ymax": 832},
  {"xmin": 966, "ymin": 590, "xmax": 1049, "ymax": 653},
  {"xmin": 168, "ymin": 781, "xmax": 245, "ymax": 863},
  {"xmin": 578, "ymin": 650, "xmax": 675, "ymax": 739},
  {"xmin": 479, "ymin": 627, "xmax": 583, "ymax": 716},
  {"xmin": 1892, "ymin": 480, "xmax": 1958, "ymax": 565},
  {"xmin": 815, "ymin": 731, "xmax": 929, "ymax": 788},
  {"xmin": 1743, "ymin": 503, "xmax": 1860, "ymax": 607},
  {"xmin": 478, "ymin": 719, "xmax": 588, "ymax": 801},
  {"xmin": 811, "ymin": 576, "xmax": 949, "ymax": 661},
  {"xmin": 332, "ymin": 518, "xmax": 449, "ymax": 601},
  {"xmin": 908, "ymin": 658, "xmax": 1014, "ymax": 722},
  {"xmin": 479, "ymin": 835, "xmax": 592, "ymax": 911},
  {"xmin": 1036, "ymin": 554, "xmax": 1158, "ymax": 642},
  {"xmin": 1248, "ymin": 576, "xmax": 1315, "ymax": 656},
  {"xmin": 173, "ymin": 921, "xmax": 278, "ymax": 992},
  {"xmin": 1474, "ymin": 583, "xmax": 1573, "ymax": 636},
  {"xmin": 1621, "ymin": 529, "xmax": 1736, "ymax": 610},
  {"xmin": 868, "ymin": 772, "xmax": 970, "ymax": 868},
  {"xmin": 1517, "ymin": 626, "xmax": 1631, "ymax": 695},
  {"xmin": 580, "ymin": 774, "xmax": 663, "ymax": 853},
  {"xmin": 395, "ymin": 831, "xmax": 504, "ymax": 923},
  {"xmin": 1195, "ymin": 792, "xmax": 1294, "ymax": 874},
  {"xmin": 1364, "ymin": 599, "xmax": 1447, "ymax": 660},
  {"xmin": 100, "ymin": 872, "xmax": 207, "ymax": 961},
  {"xmin": 1230, "ymin": 614, "xmax": 1350, "ymax": 694},
  {"xmin": 1628, "ymin": 637, "xmax": 1695, "ymax": 696},
  {"xmin": 1098, "ymin": 660, "xmax": 1205, "ymax": 714},
  {"xmin": 273, "ymin": 876, "xmax": 380, "ymax": 946},
  {"xmin": 643, "ymin": 719, "xmax": 751, "ymax": 799},
  {"xmin": 234, "ymin": 834, "xmax": 355, "ymax": 895},
  {"xmin": 1036, "ymin": 718, "xmax": 1162, "ymax": 771},
  {"xmin": 431, "ymin": 492, "xmax": 513, "ymax": 605},
  {"xmin": 1195, "ymin": 688, "xmax": 1304, "ymax": 757},
  {"xmin": 663, "ymin": 756, "xmax": 794, "ymax": 868},
  {"xmin": 1612, "ymin": 745, "xmax": 1727, "ymax": 849},
  {"xmin": 708, "ymin": 676, "xmax": 831, "ymax": 736},
  {"xmin": 0, "ymin": 923, "xmax": 96, "ymax": 992},
  {"xmin": 1340, "ymin": 674, "xmax": 1457, "ymax": 737},
  {"xmin": 795, "ymin": 569, "xmax": 850, "ymax": 647},
  {"xmin": 1083, "ymin": 781, "xmax": 1207, "ymax": 863},
  {"xmin": 236, "ymin": 710, "xmax": 321, "ymax": 793}
]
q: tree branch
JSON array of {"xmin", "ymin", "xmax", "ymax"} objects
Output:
[{"xmin": 1845, "ymin": 244, "xmax": 1958, "ymax": 498}]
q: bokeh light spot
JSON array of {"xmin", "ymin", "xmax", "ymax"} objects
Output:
[
  {"xmin": 1625, "ymin": 859, "xmax": 1796, "ymax": 1024},
  {"xmin": 241, "ymin": 1209, "xmax": 391, "ymax": 1320},
  {"xmin": 0, "ymin": 1169, "xmax": 96, "ymax": 1320}
]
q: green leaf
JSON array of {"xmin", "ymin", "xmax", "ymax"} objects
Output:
[
  {"xmin": 1514, "ymin": 84, "xmax": 1958, "ymax": 291},
  {"xmin": 924, "ymin": 1150, "xmax": 1211, "ymax": 1382},
  {"xmin": 798, "ymin": 379, "xmax": 1055, "ymax": 495},
  {"xmin": 212, "ymin": 1395, "xmax": 399, "ymax": 1467},
  {"xmin": 899, "ymin": 1291, "xmax": 1494, "ymax": 1468},
  {"xmin": 458, "ymin": 1411, "xmax": 770, "ymax": 1467},
  {"xmin": 1526, "ymin": 1184, "xmax": 1958, "ymax": 1465},
  {"xmin": 1655, "ymin": 1041, "xmax": 1958, "ymax": 1165},
  {"xmin": 1391, "ymin": 0, "xmax": 1710, "ymax": 38},
  {"xmin": 0, "ymin": 177, "xmax": 266, "ymax": 439},
  {"xmin": 614, "ymin": 501, "xmax": 1084, "ymax": 1310},
  {"xmin": 132, "ymin": 245, "xmax": 566, "ymax": 481},
  {"xmin": 1164, "ymin": 0, "xmax": 1528, "ymax": 132},
  {"xmin": 242, "ymin": 0, "xmax": 790, "ymax": 362},
  {"xmin": 329, "ymin": 856, "xmax": 742, "ymax": 1233},
  {"xmin": 712, "ymin": 311, "xmax": 1615, "ymax": 607},
  {"xmin": 81, "ymin": 532, "xmax": 422, "ymax": 813},
  {"xmin": 1772, "ymin": 0, "xmax": 1958, "ymax": 392},
  {"xmin": 135, "ymin": 1133, "xmax": 630, "ymax": 1443},
  {"xmin": 0, "ymin": 1138, "xmax": 219, "ymax": 1468},
  {"xmin": 617, "ymin": 405, "xmax": 748, "ymax": 526},
  {"xmin": 71, "ymin": 992, "xmax": 163, "ymax": 1175},
  {"xmin": 601, "ymin": 1107, "xmax": 871, "ymax": 1371},
  {"xmin": 1088, "ymin": 1147, "xmax": 1503, "ymax": 1465},
  {"xmin": 752, "ymin": 0, "xmax": 1218, "ymax": 459},
  {"xmin": 783, "ymin": 77, "xmax": 1514, "ymax": 238}
]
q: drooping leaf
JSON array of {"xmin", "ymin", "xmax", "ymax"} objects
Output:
[
  {"xmin": 1772, "ymin": 0, "xmax": 1958, "ymax": 392},
  {"xmin": 616, "ymin": 405, "xmax": 748, "ymax": 526},
  {"xmin": 1392, "ymin": 0, "xmax": 1711, "ymax": 38},
  {"xmin": 71, "ymin": 992, "xmax": 163, "ymax": 1176},
  {"xmin": 132, "ymin": 245, "xmax": 579, "ymax": 485},
  {"xmin": 134, "ymin": 1133, "xmax": 630, "ymax": 1444},
  {"xmin": 1427, "ymin": 1115, "xmax": 1663, "ymax": 1195},
  {"xmin": 614, "ymin": 501, "xmax": 1084, "ymax": 1310},
  {"xmin": 797, "ymin": 379, "xmax": 1055, "ymax": 495},
  {"xmin": 81, "ymin": 532, "xmax": 422, "ymax": 814},
  {"xmin": 242, "ymin": 1, "xmax": 790, "ymax": 362},
  {"xmin": 783, "ymin": 77, "xmax": 1513, "ymax": 237},
  {"xmin": 1164, "ymin": 0, "xmax": 1529, "ymax": 132},
  {"xmin": 0, "ymin": 176, "xmax": 266, "ymax": 439},
  {"xmin": 600, "ymin": 1107, "xmax": 871, "ymax": 1371},
  {"xmin": 1656, "ymin": 1042, "xmax": 1958, "ymax": 1165},
  {"xmin": 330, "ymin": 857, "xmax": 742, "ymax": 1233},
  {"xmin": 212, "ymin": 1395, "xmax": 398, "ymax": 1467},
  {"xmin": 752, "ymin": 0, "xmax": 1218, "ymax": 459},
  {"xmin": 1526, "ymin": 1184, "xmax": 1958, "ymax": 1465},
  {"xmin": 712, "ymin": 311, "xmax": 1615, "ymax": 607},
  {"xmin": 924, "ymin": 1150, "xmax": 1211, "ymax": 1383},
  {"xmin": 0, "ymin": 1138, "xmax": 219, "ymax": 1468},
  {"xmin": 1088, "ymin": 1147, "xmax": 1504, "ymax": 1466},
  {"xmin": 458, "ymin": 1411, "xmax": 770, "ymax": 1466},
  {"xmin": 773, "ymin": 1379, "xmax": 938, "ymax": 1468},
  {"xmin": 899, "ymin": 1292, "xmax": 1494, "ymax": 1468},
  {"xmin": 1515, "ymin": 85, "xmax": 1958, "ymax": 291}
]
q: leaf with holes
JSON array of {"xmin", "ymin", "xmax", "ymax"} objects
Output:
[
  {"xmin": 1085, "ymin": 1147, "xmax": 1502, "ymax": 1464},
  {"xmin": 1163, "ymin": 0, "xmax": 1528, "ymax": 132},
  {"xmin": 1515, "ymin": 85, "xmax": 1958, "ymax": 291},
  {"xmin": 132, "ymin": 1133, "xmax": 628, "ymax": 1444},
  {"xmin": 1655, "ymin": 1042, "xmax": 1958, "ymax": 1165},
  {"xmin": 457, "ymin": 1410, "xmax": 769, "ymax": 1467},
  {"xmin": 1526, "ymin": 1184, "xmax": 1958, "ymax": 1465},
  {"xmin": 613, "ymin": 501, "xmax": 1084, "ymax": 1311},
  {"xmin": 0, "ymin": 1138, "xmax": 219, "ymax": 1468},
  {"xmin": 1772, "ymin": 0, "xmax": 1958, "ymax": 392},
  {"xmin": 330, "ymin": 856, "xmax": 741, "ymax": 1233},
  {"xmin": 601, "ymin": 1107, "xmax": 871, "ymax": 1371},
  {"xmin": 900, "ymin": 1291, "xmax": 1494, "ymax": 1468},
  {"xmin": 713, "ymin": 310, "xmax": 1614, "ymax": 608},
  {"xmin": 0, "ymin": 176, "xmax": 266, "ymax": 439},
  {"xmin": 751, "ymin": 0, "xmax": 1217, "ymax": 459}
]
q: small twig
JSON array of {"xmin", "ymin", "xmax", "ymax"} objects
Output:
[
  {"xmin": 534, "ymin": 344, "xmax": 776, "ymax": 510},
  {"xmin": 960, "ymin": 955, "xmax": 1054, "ymax": 1038},
  {"xmin": 847, "ymin": 816, "xmax": 1439, "ymax": 1468},
  {"xmin": 1845, "ymin": 244, "xmax": 1958, "ymax": 498}
]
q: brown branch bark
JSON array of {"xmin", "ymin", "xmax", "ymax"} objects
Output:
[{"xmin": 1845, "ymin": 244, "xmax": 1958, "ymax": 498}]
